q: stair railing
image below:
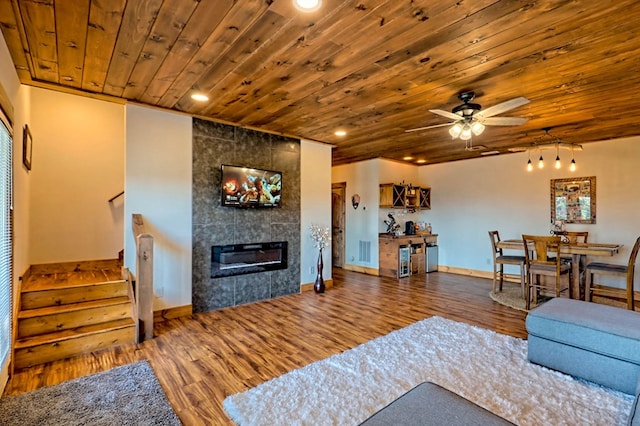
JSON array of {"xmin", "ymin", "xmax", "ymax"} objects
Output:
[{"xmin": 124, "ymin": 213, "xmax": 154, "ymax": 342}]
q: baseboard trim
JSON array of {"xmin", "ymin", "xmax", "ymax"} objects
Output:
[
  {"xmin": 301, "ymin": 279, "xmax": 334, "ymax": 292},
  {"xmin": 438, "ymin": 265, "xmax": 521, "ymax": 284},
  {"xmin": 153, "ymin": 305, "xmax": 192, "ymax": 323},
  {"xmin": 342, "ymin": 264, "xmax": 379, "ymax": 276}
]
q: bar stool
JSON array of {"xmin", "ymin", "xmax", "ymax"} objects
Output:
[
  {"xmin": 585, "ymin": 236, "xmax": 640, "ymax": 311},
  {"xmin": 488, "ymin": 231, "xmax": 526, "ymax": 295}
]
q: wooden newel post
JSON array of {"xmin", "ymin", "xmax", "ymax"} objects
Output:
[{"xmin": 136, "ymin": 233, "xmax": 154, "ymax": 341}]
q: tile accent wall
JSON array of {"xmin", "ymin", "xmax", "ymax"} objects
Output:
[{"xmin": 192, "ymin": 118, "xmax": 301, "ymax": 313}]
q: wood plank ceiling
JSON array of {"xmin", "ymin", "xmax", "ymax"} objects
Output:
[{"xmin": 1, "ymin": 0, "xmax": 639, "ymax": 166}]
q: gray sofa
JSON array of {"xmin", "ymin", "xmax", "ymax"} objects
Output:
[{"xmin": 526, "ymin": 298, "xmax": 640, "ymax": 425}]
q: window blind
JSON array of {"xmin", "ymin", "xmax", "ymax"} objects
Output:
[{"xmin": 0, "ymin": 116, "xmax": 12, "ymax": 368}]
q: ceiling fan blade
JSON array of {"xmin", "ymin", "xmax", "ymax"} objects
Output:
[
  {"xmin": 405, "ymin": 122, "xmax": 456, "ymax": 133},
  {"xmin": 429, "ymin": 109, "xmax": 462, "ymax": 121},
  {"xmin": 481, "ymin": 116, "xmax": 528, "ymax": 126},
  {"xmin": 477, "ymin": 97, "xmax": 529, "ymax": 118}
]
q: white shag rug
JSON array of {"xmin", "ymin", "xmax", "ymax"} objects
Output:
[{"xmin": 224, "ymin": 316, "xmax": 633, "ymax": 425}]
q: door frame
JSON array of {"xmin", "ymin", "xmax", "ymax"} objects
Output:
[{"xmin": 331, "ymin": 182, "xmax": 346, "ymax": 268}]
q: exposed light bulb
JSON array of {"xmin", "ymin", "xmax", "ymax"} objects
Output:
[
  {"xmin": 555, "ymin": 155, "xmax": 561, "ymax": 169},
  {"xmin": 527, "ymin": 158, "xmax": 533, "ymax": 172},
  {"xmin": 570, "ymin": 158, "xmax": 576, "ymax": 171},
  {"xmin": 449, "ymin": 123, "xmax": 462, "ymax": 138},
  {"xmin": 471, "ymin": 121, "xmax": 485, "ymax": 136},
  {"xmin": 538, "ymin": 155, "xmax": 544, "ymax": 169}
]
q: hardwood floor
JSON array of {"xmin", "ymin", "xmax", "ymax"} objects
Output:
[{"xmin": 3, "ymin": 269, "xmax": 527, "ymax": 425}]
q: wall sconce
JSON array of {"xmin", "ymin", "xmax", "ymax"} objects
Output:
[{"xmin": 351, "ymin": 194, "xmax": 360, "ymax": 210}]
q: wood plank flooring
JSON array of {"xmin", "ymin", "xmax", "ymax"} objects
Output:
[{"xmin": 3, "ymin": 269, "xmax": 527, "ymax": 425}]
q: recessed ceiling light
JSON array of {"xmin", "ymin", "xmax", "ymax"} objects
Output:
[
  {"xmin": 334, "ymin": 130, "xmax": 347, "ymax": 137},
  {"xmin": 403, "ymin": 156, "xmax": 414, "ymax": 161},
  {"xmin": 293, "ymin": 0, "xmax": 322, "ymax": 12},
  {"xmin": 191, "ymin": 92, "xmax": 209, "ymax": 102},
  {"xmin": 416, "ymin": 159, "xmax": 426, "ymax": 164}
]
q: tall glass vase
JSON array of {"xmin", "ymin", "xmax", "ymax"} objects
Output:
[{"xmin": 314, "ymin": 248, "xmax": 325, "ymax": 293}]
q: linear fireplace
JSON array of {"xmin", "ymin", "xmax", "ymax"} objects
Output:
[{"xmin": 211, "ymin": 241, "xmax": 288, "ymax": 278}]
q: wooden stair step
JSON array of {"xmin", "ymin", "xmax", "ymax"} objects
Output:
[
  {"xmin": 13, "ymin": 318, "xmax": 136, "ymax": 370},
  {"xmin": 18, "ymin": 296, "xmax": 131, "ymax": 319},
  {"xmin": 18, "ymin": 297, "xmax": 132, "ymax": 338},
  {"xmin": 21, "ymin": 269, "xmax": 123, "ymax": 292},
  {"xmin": 14, "ymin": 318, "xmax": 135, "ymax": 349},
  {"xmin": 20, "ymin": 279, "xmax": 128, "ymax": 310}
]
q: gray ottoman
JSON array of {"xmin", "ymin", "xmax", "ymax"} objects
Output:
[
  {"xmin": 360, "ymin": 382, "xmax": 512, "ymax": 425},
  {"xmin": 526, "ymin": 298, "xmax": 640, "ymax": 395}
]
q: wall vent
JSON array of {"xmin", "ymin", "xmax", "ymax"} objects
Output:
[{"xmin": 359, "ymin": 240, "xmax": 371, "ymax": 263}]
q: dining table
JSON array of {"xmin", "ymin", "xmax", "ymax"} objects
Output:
[{"xmin": 497, "ymin": 239, "xmax": 623, "ymax": 300}]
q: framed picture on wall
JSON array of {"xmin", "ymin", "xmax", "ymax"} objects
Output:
[
  {"xmin": 22, "ymin": 124, "xmax": 32, "ymax": 171},
  {"xmin": 550, "ymin": 176, "xmax": 596, "ymax": 224}
]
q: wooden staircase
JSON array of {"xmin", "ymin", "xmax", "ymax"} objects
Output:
[{"xmin": 14, "ymin": 260, "xmax": 137, "ymax": 370}]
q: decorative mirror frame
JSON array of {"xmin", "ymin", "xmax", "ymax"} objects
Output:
[{"xmin": 550, "ymin": 176, "xmax": 596, "ymax": 224}]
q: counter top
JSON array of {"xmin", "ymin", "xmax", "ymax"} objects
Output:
[{"xmin": 379, "ymin": 233, "xmax": 438, "ymax": 239}]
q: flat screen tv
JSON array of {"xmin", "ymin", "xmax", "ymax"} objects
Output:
[{"xmin": 221, "ymin": 164, "xmax": 282, "ymax": 208}]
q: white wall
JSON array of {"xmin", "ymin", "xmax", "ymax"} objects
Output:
[
  {"xmin": 124, "ymin": 105, "xmax": 193, "ymax": 309},
  {"xmin": 0, "ymin": 26, "xmax": 28, "ymax": 398},
  {"xmin": 301, "ymin": 140, "xmax": 333, "ymax": 283},
  {"xmin": 420, "ymin": 137, "xmax": 640, "ymax": 282},
  {"xmin": 28, "ymin": 88, "xmax": 124, "ymax": 264},
  {"xmin": 332, "ymin": 160, "xmax": 379, "ymax": 269}
]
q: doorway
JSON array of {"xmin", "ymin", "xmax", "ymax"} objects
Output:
[{"xmin": 331, "ymin": 182, "xmax": 346, "ymax": 268}]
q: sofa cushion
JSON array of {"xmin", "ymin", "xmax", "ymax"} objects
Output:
[{"xmin": 526, "ymin": 298, "xmax": 640, "ymax": 365}]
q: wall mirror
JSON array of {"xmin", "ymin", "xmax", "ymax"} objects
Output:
[{"xmin": 550, "ymin": 176, "xmax": 596, "ymax": 224}]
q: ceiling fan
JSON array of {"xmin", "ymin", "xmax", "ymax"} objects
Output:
[{"xmin": 405, "ymin": 91, "xmax": 530, "ymax": 141}]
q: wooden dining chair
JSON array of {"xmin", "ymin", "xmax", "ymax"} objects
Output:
[
  {"xmin": 564, "ymin": 231, "xmax": 589, "ymax": 244},
  {"xmin": 558, "ymin": 231, "xmax": 589, "ymax": 268},
  {"xmin": 560, "ymin": 231, "xmax": 589, "ymax": 262},
  {"xmin": 522, "ymin": 234, "xmax": 571, "ymax": 310},
  {"xmin": 585, "ymin": 236, "xmax": 640, "ymax": 311},
  {"xmin": 488, "ymin": 231, "xmax": 526, "ymax": 295}
]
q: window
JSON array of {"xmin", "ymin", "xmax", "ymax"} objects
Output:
[{"xmin": 0, "ymin": 115, "xmax": 12, "ymax": 369}]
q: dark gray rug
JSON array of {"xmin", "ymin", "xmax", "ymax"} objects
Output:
[{"xmin": 0, "ymin": 360, "xmax": 181, "ymax": 425}]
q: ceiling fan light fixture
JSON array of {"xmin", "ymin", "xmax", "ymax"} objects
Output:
[
  {"xmin": 449, "ymin": 123, "xmax": 463, "ymax": 138},
  {"xmin": 460, "ymin": 126, "xmax": 472, "ymax": 141},
  {"xmin": 471, "ymin": 121, "xmax": 485, "ymax": 136}
]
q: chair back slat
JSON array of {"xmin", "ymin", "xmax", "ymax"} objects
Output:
[
  {"xmin": 488, "ymin": 231, "xmax": 503, "ymax": 257},
  {"xmin": 523, "ymin": 234, "xmax": 562, "ymax": 266},
  {"xmin": 565, "ymin": 231, "xmax": 589, "ymax": 244},
  {"xmin": 627, "ymin": 236, "xmax": 640, "ymax": 271}
]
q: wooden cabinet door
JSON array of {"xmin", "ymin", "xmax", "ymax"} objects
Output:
[
  {"xmin": 419, "ymin": 187, "xmax": 431, "ymax": 210},
  {"xmin": 379, "ymin": 183, "xmax": 394, "ymax": 208},
  {"xmin": 392, "ymin": 184, "xmax": 406, "ymax": 208}
]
